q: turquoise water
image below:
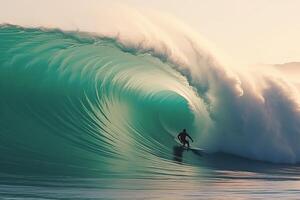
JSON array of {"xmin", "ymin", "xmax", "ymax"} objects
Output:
[{"xmin": 1, "ymin": 25, "xmax": 300, "ymax": 199}]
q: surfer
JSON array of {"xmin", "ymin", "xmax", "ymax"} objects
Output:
[{"xmin": 177, "ymin": 129, "xmax": 193, "ymax": 148}]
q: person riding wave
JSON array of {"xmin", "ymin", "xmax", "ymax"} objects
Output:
[{"xmin": 177, "ymin": 129, "xmax": 193, "ymax": 148}]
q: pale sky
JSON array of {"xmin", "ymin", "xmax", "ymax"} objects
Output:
[
  {"xmin": 121, "ymin": 0, "xmax": 300, "ymax": 66},
  {"xmin": 1, "ymin": 0, "xmax": 300, "ymax": 66}
]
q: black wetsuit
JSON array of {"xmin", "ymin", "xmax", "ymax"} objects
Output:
[{"xmin": 177, "ymin": 131, "xmax": 193, "ymax": 148}]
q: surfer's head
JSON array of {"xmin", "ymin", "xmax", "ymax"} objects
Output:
[{"xmin": 183, "ymin": 129, "xmax": 186, "ymax": 132}]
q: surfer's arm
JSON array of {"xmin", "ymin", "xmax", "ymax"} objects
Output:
[
  {"xmin": 187, "ymin": 134, "xmax": 193, "ymax": 142},
  {"xmin": 177, "ymin": 133, "xmax": 182, "ymax": 142}
]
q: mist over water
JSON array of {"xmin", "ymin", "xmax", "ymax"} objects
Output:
[{"xmin": 1, "ymin": 2, "xmax": 300, "ymax": 199}]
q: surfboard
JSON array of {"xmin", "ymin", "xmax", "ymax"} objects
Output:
[{"xmin": 174, "ymin": 138, "xmax": 205, "ymax": 152}]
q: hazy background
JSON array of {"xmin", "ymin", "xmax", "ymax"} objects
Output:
[{"xmin": 0, "ymin": 0, "xmax": 299, "ymax": 66}]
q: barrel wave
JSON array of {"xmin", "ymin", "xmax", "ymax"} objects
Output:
[
  {"xmin": 1, "ymin": 24, "xmax": 300, "ymax": 178},
  {"xmin": 0, "ymin": 25, "xmax": 205, "ymax": 176}
]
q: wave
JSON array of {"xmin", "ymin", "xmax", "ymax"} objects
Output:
[{"xmin": 0, "ymin": 18, "xmax": 300, "ymax": 175}]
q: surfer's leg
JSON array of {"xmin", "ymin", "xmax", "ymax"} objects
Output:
[{"xmin": 186, "ymin": 140, "xmax": 190, "ymax": 148}]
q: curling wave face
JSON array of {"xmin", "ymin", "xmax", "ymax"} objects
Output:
[
  {"xmin": 1, "ymin": 23, "xmax": 300, "ymax": 179},
  {"xmin": 0, "ymin": 25, "xmax": 207, "ymax": 176}
]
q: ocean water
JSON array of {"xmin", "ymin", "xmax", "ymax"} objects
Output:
[
  {"xmin": 1, "ymin": 154, "xmax": 300, "ymax": 199},
  {"xmin": 1, "ymin": 25, "xmax": 300, "ymax": 199}
]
